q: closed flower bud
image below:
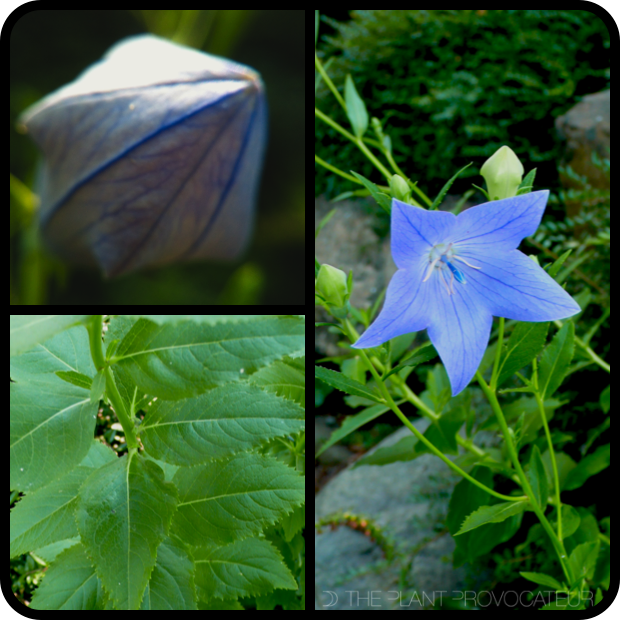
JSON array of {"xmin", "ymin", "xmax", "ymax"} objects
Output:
[
  {"xmin": 389, "ymin": 174, "xmax": 410, "ymax": 202},
  {"xmin": 315, "ymin": 263, "xmax": 350, "ymax": 316},
  {"xmin": 480, "ymin": 145, "xmax": 524, "ymax": 201},
  {"xmin": 19, "ymin": 35, "xmax": 267, "ymax": 278}
]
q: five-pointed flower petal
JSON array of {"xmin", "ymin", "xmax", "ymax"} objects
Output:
[{"xmin": 351, "ymin": 190, "xmax": 581, "ymax": 395}]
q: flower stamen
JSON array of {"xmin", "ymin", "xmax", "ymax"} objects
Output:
[
  {"xmin": 422, "ymin": 255, "xmax": 442, "ymax": 283},
  {"xmin": 453, "ymin": 255, "xmax": 481, "ymax": 270},
  {"xmin": 423, "ymin": 242, "xmax": 479, "ymax": 295}
]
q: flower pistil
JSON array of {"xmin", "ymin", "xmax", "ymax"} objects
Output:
[{"xmin": 422, "ymin": 242, "xmax": 480, "ymax": 295}]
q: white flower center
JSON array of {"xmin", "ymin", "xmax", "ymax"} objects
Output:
[{"xmin": 422, "ymin": 242, "xmax": 480, "ymax": 295}]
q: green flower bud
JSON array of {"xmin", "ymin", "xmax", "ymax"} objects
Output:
[
  {"xmin": 480, "ymin": 145, "xmax": 524, "ymax": 201},
  {"xmin": 315, "ymin": 264, "xmax": 350, "ymax": 317},
  {"xmin": 389, "ymin": 174, "xmax": 410, "ymax": 202}
]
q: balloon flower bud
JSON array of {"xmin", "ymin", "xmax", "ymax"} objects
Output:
[
  {"xmin": 389, "ymin": 174, "xmax": 410, "ymax": 202},
  {"xmin": 18, "ymin": 35, "xmax": 267, "ymax": 278},
  {"xmin": 480, "ymin": 145, "xmax": 524, "ymax": 202},
  {"xmin": 315, "ymin": 264, "xmax": 350, "ymax": 317}
]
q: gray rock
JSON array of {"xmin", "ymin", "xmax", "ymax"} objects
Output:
[
  {"xmin": 555, "ymin": 89, "xmax": 610, "ymax": 219},
  {"xmin": 315, "ymin": 418, "xmax": 494, "ymax": 610}
]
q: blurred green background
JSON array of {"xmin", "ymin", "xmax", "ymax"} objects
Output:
[
  {"xmin": 315, "ymin": 9, "xmax": 610, "ymax": 200},
  {"xmin": 11, "ymin": 9, "xmax": 305, "ymax": 305}
]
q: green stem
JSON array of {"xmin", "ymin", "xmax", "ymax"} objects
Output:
[
  {"xmin": 87, "ymin": 315, "xmax": 106, "ymax": 371},
  {"xmin": 86, "ymin": 316, "xmax": 139, "ymax": 452},
  {"xmin": 476, "ymin": 371, "xmax": 573, "ymax": 584},
  {"xmin": 104, "ymin": 366, "xmax": 139, "ymax": 451},
  {"xmin": 531, "ymin": 357, "xmax": 563, "ymax": 541},
  {"xmin": 343, "ymin": 319, "xmax": 526, "ymax": 503},
  {"xmin": 314, "ymin": 154, "xmax": 361, "ymax": 184},
  {"xmin": 346, "ymin": 320, "xmax": 521, "ymax": 486},
  {"xmin": 554, "ymin": 319, "xmax": 610, "ymax": 373},
  {"xmin": 315, "ymin": 107, "xmax": 393, "ymax": 182},
  {"xmin": 315, "ymin": 52, "xmax": 346, "ymax": 111}
]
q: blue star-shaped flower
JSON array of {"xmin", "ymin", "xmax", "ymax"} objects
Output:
[{"xmin": 351, "ymin": 190, "xmax": 581, "ymax": 395}]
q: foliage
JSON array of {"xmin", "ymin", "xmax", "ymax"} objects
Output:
[
  {"xmin": 315, "ymin": 9, "xmax": 610, "ymax": 199},
  {"xmin": 315, "ymin": 11, "xmax": 609, "ymax": 608},
  {"xmin": 532, "ymin": 154, "xmax": 610, "ymax": 308},
  {"xmin": 10, "ymin": 314, "xmax": 306, "ymax": 610}
]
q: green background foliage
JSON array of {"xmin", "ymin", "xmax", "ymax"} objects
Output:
[{"xmin": 315, "ymin": 9, "xmax": 610, "ymax": 199}]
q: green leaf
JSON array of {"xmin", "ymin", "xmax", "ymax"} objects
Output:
[
  {"xmin": 430, "ymin": 162, "xmax": 472, "ymax": 210},
  {"xmin": 316, "ymin": 402, "xmax": 391, "ymax": 458},
  {"xmin": 10, "ymin": 326, "xmax": 98, "ymax": 492},
  {"xmin": 455, "ymin": 501, "xmax": 529, "ymax": 536},
  {"xmin": 315, "ymin": 10, "xmax": 319, "ymax": 46},
  {"xmin": 198, "ymin": 599, "xmax": 245, "ymax": 610},
  {"xmin": 90, "ymin": 369, "xmax": 106, "ymax": 405},
  {"xmin": 600, "ymin": 385, "xmax": 610, "ymax": 414},
  {"xmin": 449, "ymin": 469, "xmax": 525, "ymax": 567},
  {"xmin": 140, "ymin": 536, "xmax": 197, "ymax": 610},
  {"xmin": 349, "ymin": 170, "xmax": 392, "ymax": 213},
  {"xmin": 173, "ymin": 454, "xmax": 305, "ymax": 547},
  {"xmin": 10, "ymin": 467, "xmax": 88, "ymax": 558},
  {"xmin": 568, "ymin": 541, "xmax": 600, "ymax": 582},
  {"xmin": 546, "ymin": 249, "xmax": 573, "ymax": 279},
  {"xmin": 105, "ymin": 339, "xmax": 120, "ymax": 361},
  {"xmin": 549, "ymin": 504, "xmax": 581, "ymax": 539},
  {"xmin": 55, "ymin": 370, "xmax": 93, "ymax": 390},
  {"xmin": 315, "ymin": 365, "xmax": 384, "ymax": 403},
  {"xmin": 141, "ymin": 383, "xmax": 305, "ymax": 466},
  {"xmin": 280, "ymin": 504, "xmax": 306, "ymax": 542},
  {"xmin": 538, "ymin": 321, "xmax": 575, "ymax": 399},
  {"xmin": 520, "ymin": 571, "xmax": 564, "ymax": 591},
  {"xmin": 30, "ymin": 543, "xmax": 107, "ymax": 610},
  {"xmin": 10, "ymin": 314, "xmax": 92, "ymax": 357},
  {"xmin": 526, "ymin": 445, "xmax": 549, "ymax": 511},
  {"xmin": 249, "ymin": 356, "xmax": 306, "ymax": 408},
  {"xmin": 344, "ymin": 74, "xmax": 368, "ymax": 138},
  {"xmin": 497, "ymin": 322, "xmax": 549, "ymax": 387},
  {"xmin": 415, "ymin": 406, "xmax": 466, "ymax": 456},
  {"xmin": 112, "ymin": 316, "xmax": 305, "ymax": 399},
  {"xmin": 352, "ymin": 433, "xmax": 418, "ymax": 468},
  {"xmin": 563, "ymin": 444, "xmax": 610, "ymax": 491},
  {"xmin": 383, "ymin": 342, "xmax": 438, "ymax": 380},
  {"xmin": 518, "ymin": 168, "xmax": 537, "ymax": 194},
  {"xmin": 10, "ymin": 442, "xmax": 117, "ymax": 559},
  {"xmin": 194, "ymin": 538, "xmax": 297, "ymax": 602},
  {"xmin": 120, "ymin": 315, "xmax": 268, "ymax": 324},
  {"xmin": 76, "ymin": 453, "xmax": 178, "ymax": 610}
]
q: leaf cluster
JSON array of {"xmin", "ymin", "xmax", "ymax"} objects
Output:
[{"xmin": 10, "ymin": 315, "xmax": 306, "ymax": 610}]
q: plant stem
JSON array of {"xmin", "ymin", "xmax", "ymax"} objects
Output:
[
  {"xmin": 86, "ymin": 316, "xmax": 139, "ymax": 451},
  {"xmin": 476, "ymin": 371, "xmax": 573, "ymax": 584},
  {"xmin": 343, "ymin": 319, "xmax": 526, "ymax": 503}
]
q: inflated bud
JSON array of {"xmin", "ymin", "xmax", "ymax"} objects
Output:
[
  {"xmin": 18, "ymin": 35, "xmax": 267, "ymax": 278},
  {"xmin": 315, "ymin": 264, "xmax": 350, "ymax": 317},
  {"xmin": 389, "ymin": 174, "xmax": 410, "ymax": 202},
  {"xmin": 480, "ymin": 145, "xmax": 524, "ymax": 201}
]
